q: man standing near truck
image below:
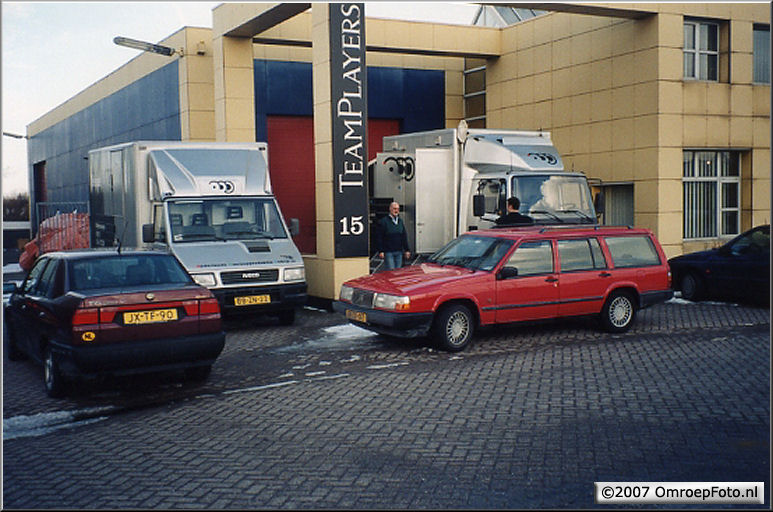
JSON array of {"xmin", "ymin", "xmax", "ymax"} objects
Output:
[{"xmin": 375, "ymin": 201, "xmax": 411, "ymax": 271}]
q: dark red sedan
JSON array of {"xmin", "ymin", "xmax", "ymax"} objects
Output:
[{"xmin": 4, "ymin": 249, "xmax": 225, "ymax": 397}]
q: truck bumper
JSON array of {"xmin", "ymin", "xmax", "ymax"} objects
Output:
[
  {"xmin": 213, "ymin": 282, "xmax": 307, "ymax": 314},
  {"xmin": 332, "ymin": 301, "xmax": 434, "ymax": 338},
  {"xmin": 52, "ymin": 331, "xmax": 226, "ymax": 379}
]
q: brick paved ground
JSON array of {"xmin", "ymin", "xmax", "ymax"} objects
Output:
[{"xmin": 3, "ymin": 300, "xmax": 770, "ymax": 508}]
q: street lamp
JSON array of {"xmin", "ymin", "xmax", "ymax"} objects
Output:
[
  {"xmin": 113, "ymin": 36, "xmax": 179, "ymax": 56},
  {"xmin": 3, "ymin": 132, "xmax": 27, "ymax": 139}
]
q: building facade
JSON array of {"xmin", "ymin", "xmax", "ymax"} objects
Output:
[{"xmin": 27, "ymin": 3, "xmax": 770, "ymax": 299}]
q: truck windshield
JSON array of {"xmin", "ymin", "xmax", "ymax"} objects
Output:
[
  {"xmin": 512, "ymin": 175, "xmax": 595, "ymax": 224},
  {"xmin": 167, "ymin": 198, "xmax": 287, "ymax": 243}
]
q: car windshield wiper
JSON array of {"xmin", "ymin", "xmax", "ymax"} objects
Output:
[
  {"xmin": 529, "ymin": 210, "xmax": 565, "ymax": 223},
  {"xmin": 557, "ymin": 209, "xmax": 595, "ymax": 222}
]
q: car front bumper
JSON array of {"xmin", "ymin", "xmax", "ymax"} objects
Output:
[
  {"xmin": 52, "ymin": 331, "xmax": 226, "ymax": 379},
  {"xmin": 332, "ymin": 301, "xmax": 434, "ymax": 338}
]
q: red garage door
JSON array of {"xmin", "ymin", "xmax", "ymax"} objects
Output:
[{"xmin": 267, "ymin": 116, "xmax": 399, "ymax": 255}]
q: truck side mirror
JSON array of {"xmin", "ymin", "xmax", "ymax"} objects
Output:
[
  {"xmin": 289, "ymin": 218, "xmax": 300, "ymax": 237},
  {"xmin": 594, "ymin": 192, "xmax": 605, "ymax": 215},
  {"xmin": 142, "ymin": 224, "xmax": 155, "ymax": 243},
  {"xmin": 473, "ymin": 194, "xmax": 486, "ymax": 217}
]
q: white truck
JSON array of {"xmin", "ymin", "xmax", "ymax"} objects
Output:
[
  {"xmin": 88, "ymin": 141, "xmax": 306, "ymax": 324},
  {"xmin": 372, "ymin": 123, "xmax": 603, "ymax": 256}
]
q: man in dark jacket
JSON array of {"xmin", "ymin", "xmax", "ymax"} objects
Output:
[
  {"xmin": 496, "ymin": 197, "xmax": 533, "ymax": 226},
  {"xmin": 375, "ymin": 201, "xmax": 411, "ymax": 270}
]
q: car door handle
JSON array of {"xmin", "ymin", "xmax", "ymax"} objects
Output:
[
  {"xmin": 545, "ymin": 277, "xmax": 558, "ymax": 283},
  {"xmin": 599, "ymin": 272, "xmax": 612, "ymax": 277}
]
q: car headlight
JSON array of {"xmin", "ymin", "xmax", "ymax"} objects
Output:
[
  {"xmin": 374, "ymin": 293, "xmax": 410, "ymax": 311},
  {"xmin": 192, "ymin": 273, "xmax": 216, "ymax": 287},
  {"xmin": 339, "ymin": 285, "xmax": 354, "ymax": 302},
  {"xmin": 283, "ymin": 266, "xmax": 305, "ymax": 282}
]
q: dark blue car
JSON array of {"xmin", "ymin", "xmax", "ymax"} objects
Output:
[{"xmin": 668, "ymin": 225, "xmax": 770, "ymax": 305}]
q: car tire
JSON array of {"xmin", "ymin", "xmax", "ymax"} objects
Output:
[
  {"xmin": 277, "ymin": 309, "xmax": 295, "ymax": 326},
  {"xmin": 4, "ymin": 320, "xmax": 26, "ymax": 361},
  {"xmin": 185, "ymin": 365, "xmax": 212, "ymax": 382},
  {"xmin": 43, "ymin": 346, "xmax": 67, "ymax": 398},
  {"xmin": 600, "ymin": 291, "xmax": 637, "ymax": 333},
  {"xmin": 680, "ymin": 272, "xmax": 704, "ymax": 301},
  {"xmin": 432, "ymin": 304, "xmax": 475, "ymax": 352}
]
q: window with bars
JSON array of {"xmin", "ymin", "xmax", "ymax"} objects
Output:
[
  {"xmin": 684, "ymin": 20, "xmax": 719, "ymax": 81},
  {"xmin": 753, "ymin": 24, "xmax": 770, "ymax": 84},
  {"xmin": 683, "ymin": 150, "xmax": 740, "ymax": 239}
]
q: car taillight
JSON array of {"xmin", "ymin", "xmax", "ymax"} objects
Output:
[
  {"xmin": 199, "ymin": 298, "xmax": 221, "ymax": 316},
  {"xmin": 72, "ymin": 307, "xmax": 99, "ymax": 325}
]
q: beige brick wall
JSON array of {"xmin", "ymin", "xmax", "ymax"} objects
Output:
[{"xmin": 487, "ymin": 5, "xmax": 770, "ymax": 257}]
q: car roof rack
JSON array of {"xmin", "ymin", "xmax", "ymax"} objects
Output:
[{"xmin": 538, "ymin": 225, "xmax": 634, "ymax": 234}]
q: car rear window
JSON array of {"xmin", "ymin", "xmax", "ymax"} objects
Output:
[
  {"xmin": 70, "ymin": 255, "xmax": 192, "ymax": 290},
  {"xmin": 604, "ymin": 236, "xmax": 661, "ymax": 268}
]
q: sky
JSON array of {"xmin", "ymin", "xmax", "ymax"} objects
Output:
[{"xmin": 1, "ymin": 1, "xmax": 480, "ymax": 198}]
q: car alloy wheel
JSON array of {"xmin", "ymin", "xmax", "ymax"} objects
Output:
[
  {"xmin": 601, "ymin": 292, "xmax": 637, "ymax": 333},
  {"xmin": 608, "ymin": 296, "xmax": 633, "ymax": 328},
  {"xmin": 433, "ymin": 304, "xmax": 475, "ymax": 352}
]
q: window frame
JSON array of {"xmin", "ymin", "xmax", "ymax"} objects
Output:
[
  {"xmin": 684, "ymin": 19, "xmax": 720, "ymax": 82},
  {"xmin": 753, "ymin": 24, "xmax": 770, "ymax": 85},
  {"xmin": 682, "ymin": 150, "xmax": 741, "ymax": 240}
]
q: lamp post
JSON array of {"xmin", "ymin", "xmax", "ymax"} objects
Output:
[{"xmin": 113, "ymin": 36, "xmax": 180, "ymax": 56}]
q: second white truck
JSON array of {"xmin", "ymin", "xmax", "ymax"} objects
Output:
[{"xmin": 372, "ymin": 123, "xmax": 603, "ymax": 255}]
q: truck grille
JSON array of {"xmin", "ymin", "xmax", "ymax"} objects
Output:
[
  {"xmin": 220, "ymin": 269, "xmax": 279, "ymax": 285},
  {"xmin": 351, "ymin": 288, "xmax": 375, "ymax": 308}
]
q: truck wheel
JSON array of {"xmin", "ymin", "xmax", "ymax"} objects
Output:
[
  {"xmin": 680, "ymin": 272, "xmax": 704, "ymax": 301},
  {"xmin": 432, "ymin": 304, "xmax": 474, "ymax": 352},
  {"xmin": 277, "ymin": 309, "xmax": 295, "ymax": 326},
  {"xmin": 43, "ymin": 346, "xmax": 67, "ymax": 398},
  {"xmin": 600, "ymin": 291, "xmax": 637, "ymax": 333},
  {"xmin": 185, "ymin": 365, "xmax": 212, "ymax": 382}
]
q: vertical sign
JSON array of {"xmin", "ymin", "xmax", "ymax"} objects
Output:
[{"xmin": 330, "ymin": 3, "xmax": 368, "ymax": 257}]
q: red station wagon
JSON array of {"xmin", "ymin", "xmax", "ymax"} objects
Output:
[{"xmin": 333, "ymin": 226, "xmax": 673, "ymax": 351}]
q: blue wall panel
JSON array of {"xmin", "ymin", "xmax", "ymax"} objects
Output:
[
  {"xmin": 253, "ymin": 60, "xmax": 444, "ymax": 140},
  {"xmin": 28, "ymin": 61, "xmax": 181, "ymax": 208}
]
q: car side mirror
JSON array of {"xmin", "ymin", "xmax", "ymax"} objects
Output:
[
  {"xmin": 473, "ymin": 194, "xmax": 486, "ymax": 217},
  {"xmin": 717, "ymin": 245, "xmax": 732, "ymax": 256},
  {"xmin": 497, "ymin": 267, "xmax": 518, "ymax": 280},
  {"xmin": 142, "ymin": 224, "xmax": 155, "ymax": 243},
  {"xmin": 289, "ymin": 218, "xmax": 300, "ymax": 237}
]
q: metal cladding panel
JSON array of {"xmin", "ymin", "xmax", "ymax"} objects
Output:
[
  {"xmin": 27, "ymin": 62, "xmax": 180, "ymax": 228},
  {"xmin": 253, "ymin": 60, "xmax": 444, "ymax": 142}
]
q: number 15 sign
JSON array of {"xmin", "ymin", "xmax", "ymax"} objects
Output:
[{"xmin": 330, "ymin": 3, "xmax": 369, "ymax": 258}]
